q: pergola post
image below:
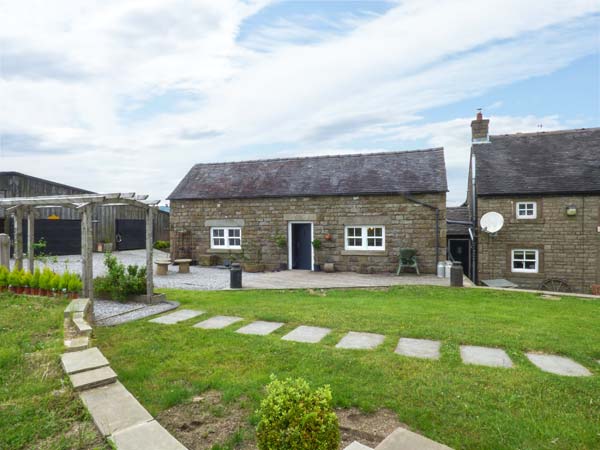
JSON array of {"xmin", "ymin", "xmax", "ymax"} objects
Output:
[
  {"xmin": 13, "ymin": 207, "xmax": 24, "ymax": 270},
  {"xmin": 146, "ymin": 206, "xmax": 154, "ymax": 302},
  {"xmin": 80, "ymin": 204, "xmax": 94, "ymax": 301},
  {"xmin": 27, "ymin": 209, "xmax": 35, "ymax": 273}
]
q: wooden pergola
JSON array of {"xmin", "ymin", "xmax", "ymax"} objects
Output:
[{"xmin": 0, "ymin": 193, "xmax": 160, "ymax": 305}]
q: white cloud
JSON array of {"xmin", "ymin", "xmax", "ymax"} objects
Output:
[{"xmin": 0, "ymin": 0, "xmax": 598, "ymax": 203}]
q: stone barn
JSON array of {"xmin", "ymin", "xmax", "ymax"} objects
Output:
[{"xmin": 168, "ymin": 150, "xmax": 448, "ymax": 274}]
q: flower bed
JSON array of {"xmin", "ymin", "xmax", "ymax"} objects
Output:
[{"xmin": 0, "ymin": 265, "xmax": 82, "ymax": 299}]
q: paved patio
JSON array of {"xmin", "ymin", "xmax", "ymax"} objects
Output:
[{"xmin": 12, "ymin": 249, "xmax": 459, "ymax": 291}]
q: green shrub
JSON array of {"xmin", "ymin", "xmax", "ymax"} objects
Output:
[
  {"xmin": 8, "ymin": 268, "xmax": 22, "ymax": 287},
  {"xmin": 67, "ymin": 275, "xmax": 82, "ymax": 293},
  {"xmin": 22, "ymin": 271, "xmax": 33, "ymax": 288},
  {"xmin": 153, "ymin": 240, "xmax": 170, "ymax": 251},
  {"xmin": 31, "ymin": 268, "xmax": 41, "ymax": 289},
  {"xmin": 0, "ymin": 266, "xmax": 8, "ymax": 287},
  {"xmin": 256, "ymin": 376, "xmax": 340, "ymax": 450},
  {"xmin": 94, "ymin": 253, "xmax": 146, "ymax": 301}
]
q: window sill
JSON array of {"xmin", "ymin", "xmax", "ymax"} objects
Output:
[
  {"xmin": 210, "ymin": 248, "xmax": 242, "ymax": 253},
  {"xmin": 341, "ymin": 250, "xmax": 388, "ymax": 256}
]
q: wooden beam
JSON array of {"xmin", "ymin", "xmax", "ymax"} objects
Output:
[
  {"xmin": 81, "ymin": 204, "xmax": 94, "ymax": 307},
  {"xmin": 146, "ymin": 207, "xmax": 154, "ymax": 303},
  {"xmin": 0, "ymin": 193, "xmax": 122, "ymax": 207},
  {"xmin": 27, "ymin": 210, "xmax": 35, "ymax": 273},
  {"xmin": 13, "ymin": 208, "xmax": 24, "ymax": 270}
]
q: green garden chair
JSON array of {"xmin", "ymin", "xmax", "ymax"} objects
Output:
[{"xmin": 397, "ymin": 248, "xmax": 420, "ymax": 275}]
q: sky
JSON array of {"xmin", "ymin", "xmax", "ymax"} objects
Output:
[{"xmin": 1, "ymin": 0, "xmax": 599, "ymax": 206}]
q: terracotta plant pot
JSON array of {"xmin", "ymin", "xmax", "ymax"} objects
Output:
[
  {"xmin": 16, "ymin": 287, "xmax": 24, "ymax": 295},
  {"xmin": 9, "ymin": 286, "xmax": 16, "ymax": 293},
  {"xmin": 23, "ymin": 287, "xmax": 31, "ymax": 295},
  {"xmin": 591, "ymin": 284, "xmax": 600, "ymax": 296}
]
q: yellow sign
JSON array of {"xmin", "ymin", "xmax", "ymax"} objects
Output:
[{"xmin": 48, "ymin": 214, "xmax": 60, "ymax": 220}]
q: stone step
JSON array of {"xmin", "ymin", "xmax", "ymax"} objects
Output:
[
  {"xmin": 61, "ymin": 347, "xmax": 110, "ymax": 375},
  {"xmin": 80, "ymin": 381, "xmax": 153, "ymax": 436},
  {"xmin": 110, "ymin": 420, "xmax": 188, "ymax": 450},
  {"xmin": 64, "ymin": 298, "xmax": 91, "ymax": 318},
  {"xmin": 64, "ymin": 336, "xmax": 90, "ymax": 352},
  {"xmin": 344, "ymin": 441, "xmax": 373, "ymax": 450},
  {"xmin": 73, "ymin": 317, "xmax": 92, "ymax": 337},
  {"xmin": 374, "ymin": 428, "xmax": 453, "ymax": 450},
  {"xmin": 70, "ymin": 366, "xmax": 117, "ymax": 391}
]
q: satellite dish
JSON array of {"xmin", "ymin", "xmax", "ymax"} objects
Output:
[{"xmin": 480, "ymin": 212, "xmax": 504, "ymax": 234}]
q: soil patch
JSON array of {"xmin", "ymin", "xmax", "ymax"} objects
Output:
[{"xmin": 157, "ymin": 390, "xmax": 405, "ymax": 450}]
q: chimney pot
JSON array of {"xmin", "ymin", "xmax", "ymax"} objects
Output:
[{"xmin": 476, "ymin": 111, "xmax": 483, "ymax": 121}]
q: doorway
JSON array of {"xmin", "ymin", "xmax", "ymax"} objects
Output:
[{"xmin": 289, "ymin": 222, "xmax": 313, "ymax": 270}]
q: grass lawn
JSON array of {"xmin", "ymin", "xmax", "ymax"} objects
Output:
[
  {"xmin": 94, "ymin": 286, "xmax": 600, "ymax": 450},
  {"xmin": 0, "ymin": 293, "xmax": 108, "ymax": 450}
]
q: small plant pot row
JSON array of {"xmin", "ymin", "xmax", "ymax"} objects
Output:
[
  {"xmin": 0, "ymin": 285, "xmax": 80, "ymax": 299},
  {"xmin": 0, "ymin": 266, "xmax": 83, "ymax": 300}
]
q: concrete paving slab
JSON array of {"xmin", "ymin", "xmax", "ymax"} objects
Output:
[
  {"xmin": 526, "ymin": 353, "xmax": 592, "ymax": 377},
  {"xmin": 193, "ymin": 315, "xmax": 244, "ymax": 329},
  {"xmin": 61, "ymin": 347, "xmax": 110, "ymax": 374},
  {"xmin": 375, "ymin": 427, "xmax": 452, "ymax": 450},
  {"xmin": 64, "ymin": 336, "xmax": 89, "ymax": 352},
  {"xmin": 282, "ymin": 325, "xmax": 331, "ymax": 343},
  {"xmin": 69, "ymin": 366, "xmax": 117, "ymax": 391},
  {"xmin": 73, "ymin": 317, "xmax": 92, "ymax": 336},
  {"xmin": 110, "ymin": 420, "xmax": 187, "ymax": 450},
  {"xmin": 395, "ymin": 338, "xmax": 441, "ymax": 360},
  {"xmin": 336, "ymin": 331, "xmax": 385, "ymax": 350},
  {"xmin": 149, "ymin": 309, "xmax": 205, "ymax": 325},
  {"xmin": 344, "ymin": 442, "xmax": 373, "ymax": 450},
  {"xmin": 236, "ymin": 320, "xmax": 285, "ymax": 336},
  {"xmin": 64, "ymin": 298, "xmax": 90, "ymax": 317},
  {"xmin": 79, "ymin": 381, "xmax": 153, "ymax": 436},
  {"xmin": 460, "ymin": 345, "xmax": 513, "ymax": 368}
]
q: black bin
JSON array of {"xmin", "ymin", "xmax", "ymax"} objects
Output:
[
  {"xmin": 230, "ymin": 263, "xmax": 242, "ymax": 289},
  {"xmin": 450, "ymin": 262, "xmax": 463, "ymax": 287}
]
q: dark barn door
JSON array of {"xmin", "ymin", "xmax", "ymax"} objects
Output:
[
  {"xmin": 291, "ymin": 223, "xmax": 312, "ymax": 270},
  {"xmin": 115, "ymin": 219, "xmax": 146, "ymax": 251},
  {"xmin": 9, "ymin": 219, "xmax": 81, "ymax": 256},
  {"xmin": 448, "ymin": 239, "xmax": 470, "ymax": 276}
]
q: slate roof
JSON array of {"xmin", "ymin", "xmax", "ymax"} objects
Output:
[
  {"xmin": 168, "ymin": 149, "xmax": 448, "ymax": 200},
  {"xmin": 447, "ymin": 206, "xmax": 470, "ymax": 236},
  {"xmin": 475, "ymin": 128, "xmax": 600, "ymax": 196}
]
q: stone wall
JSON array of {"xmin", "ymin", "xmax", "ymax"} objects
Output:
[
  {"xmin": 477, "ymin": 195, "xmax": 600, "ymax": 293},
  {"xmin": 170, "ymin": 193, "xmax": 446, "ymax": 274}
]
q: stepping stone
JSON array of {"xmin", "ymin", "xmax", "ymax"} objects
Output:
[
  {"xmin": 64, "ymin": 336, "xmax": 89, "ymax": 352},
  {"xmin": 64, "ymin": 298, "xmax": 90, "ymax": 318},
  {"xmin": 336, "ymin": 331, "xmax": 385, "ymax": 350},
  {"xmin": 376, "ymin": 427, "xmax": 452, "ymax": 450},
  {"xmin": 193, "ymin": 315, "xmax": 243, "ymax": 329},
  {"xmin": 80, "ymin": 381, "xmax": 153, "ymax": 436},
  {"xmin": 395, "ymin": 338, "xmax": 441, "ymax": 360},
  {"xmin": 344, "ymin": 442, "xmax": 373, "ymax": 450},
  {"xmin": 526, "ymin": 353, "xmax": 592, "ymax": 377},
  {"xmin": 282, "ymin": 325, "xmax": 331, "ymax": 344},
  {"xmin": 110, "ymin": 420, "xmax": 187, "ymax": 450},
  {"xmin": 69, "ymin": 366, "xmax": 117, "ymax": 391},
  {"xmin": 236, "ymin": 321, "xmax": 284, "ymax": 336},
  {"xmin": 73, "ymin": 317, "xmax": 92, "ymax": 336},
  {"xmin": 460, "ymin": 345, "xmax": 513, "ymax": 368},
  {"xmin": 149, "ymin": 309, "xmax": 205, "ymax": 325},
  {"xmin": 61, "ymin": 347, "xmax": 110, "ymax": 375}
]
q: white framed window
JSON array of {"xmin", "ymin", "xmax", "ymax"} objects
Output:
[
  {"xmin": 511, "ymin": 249, "xmax": 539, "ymax": 273},
  {"xmin": 345, "ymin": 226, "xmax": 385, "ymax": 250},
  {"xmin": 516, "ymin": 202, "xmax": 537, "ymax": 219},
  {"xmin": 211, "ymin": 227, "xmax": 242, "ymax": 249}
]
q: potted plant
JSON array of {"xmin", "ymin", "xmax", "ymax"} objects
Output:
[
  {"xmin": 68, "ymin": 275, "xmax": 82, "ymax": 299},
  {"xmin": 22, "ymin": 271, "xmax": 33, "ymax": 295},
  {"xmin": 273, "ymin": 233, "xmax": 288, "ymax": 271},
  {"xmin": 0, "ymin": 266, "xmax": 8, "ymax": 292},
  {"xmin": 31, "ymin": 268, "xmax": 41, "ymax": 296},
  {"xmin": 14, "ymin": 269, "xmax": 25, "ymax": 295},
  {"xmin": 592, "ymin": 284, "xmax": 600, "ymax": 296},
  {"xmin": 243, "ymin": 243, "xmax": 265, "ymax": 273},
  {"xmin": 50, "ymin": 273, "xmax": 61, "ymax": 297},
  {"xmin": 312, "ymin": 239, "xmax": 322, "ymax": 271}
]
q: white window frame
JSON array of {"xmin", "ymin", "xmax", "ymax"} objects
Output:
[
  {"xmin": 511, "ymin": 249, "xmax": 539, "ymax": 273},
  {"xmin": 516, "ymin": 202, "xmax": 537, "ymax": 219},
  {"xmin": 344, "ymin": 225, "xmax": 385, "ymax": 251},
  {"xmin": 210, "ymin": 227, "xmax": 242, "ymax": 249}
]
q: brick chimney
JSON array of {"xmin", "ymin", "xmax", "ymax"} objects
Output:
[{"xmin": 471, "ymin": 110, "xmax": 489, "ymax": 143}]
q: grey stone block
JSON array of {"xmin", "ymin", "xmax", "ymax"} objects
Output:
[
  {"xmin": 64, "ymin": 336, "xmax": 89, "ymax": 352},
  {"xmin": 64, "ymin": 298, "xmax": 90, "ymax": 318},
  {"xmin": 61, "ymin": 347, "xmax": 109, "ymax": 374},
  {"xmin": 526, "ymin": 353, "xmax": 592, "ymax": 377},
  {"xmin": 79, "ymin": 381, "xmax": 153, "ymax": 436},
  {"xmin": 73, "ymin": 317, "xmax": 92, "ymax": 336},
  {"xmin": 282, "ymin": 325, "xmax": 331, "ymax": 343},
  {"xmin": 236, "ymin": 321, "xmax": 284, "ymax": 335},
  {"xmin": 375, "ymin": 427, "xmax": 453, "ymax": 450},
  {"xmin": 395, "ymin": 338, "xmax": 441, "ymax": 360},
  {"xmin": 193, "ymin": 315, "xmax": 243, "ymax": 329},
  {"xmin": 149, "ymin": 309, "xmax": 205, "ymax": 325},
  {"xmin": 69, "ymin": 366, "xmax": 117, "ymax": 391},
  {"xmin": 460, "ymin": 345, "xmax": 513, "ymax": 368},
  {"xmin": 344, "ymin": 441, "xmax": 373, "ymax": 450},
  {"xmin": 110, "ymin": 420, "xmax": 187, "ymax": 450},
  {"xmin": 336, "ymin": 332, "xmax": 385, "ymax": 350}
]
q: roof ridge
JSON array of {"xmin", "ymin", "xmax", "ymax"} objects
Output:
[
  {"xmin": 490, "ymin": 127, "xmax": 600, "ymax": 138},
  {"xmin": 191, "ymin": 147, "xmax": 444, "ymax": 168}
]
